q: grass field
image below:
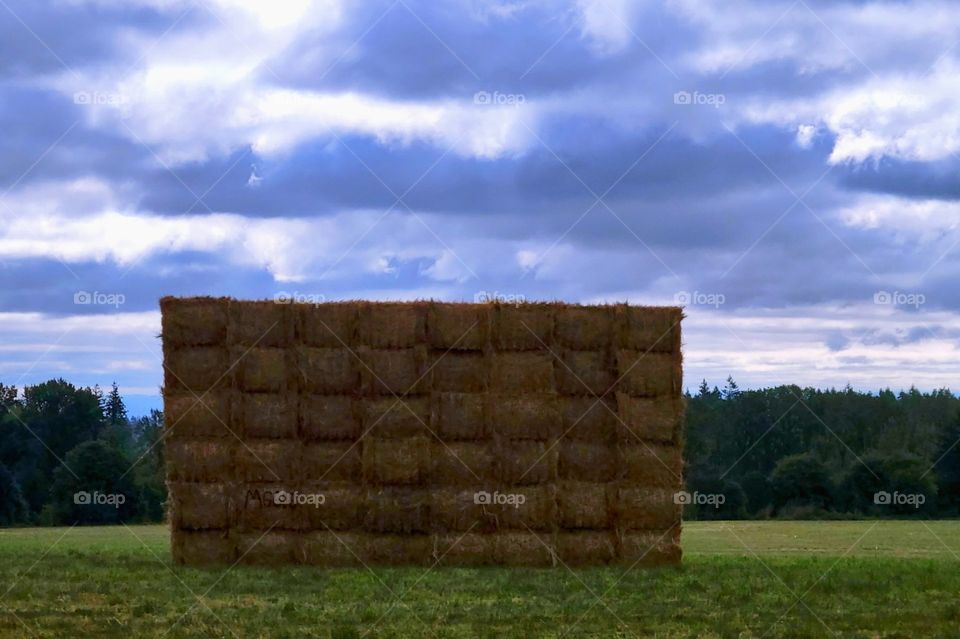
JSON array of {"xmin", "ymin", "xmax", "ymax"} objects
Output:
[{"xmin": 2, "ymin": 521, "xmax": 959, "ymax": 638}]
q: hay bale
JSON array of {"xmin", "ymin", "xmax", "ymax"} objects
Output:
[
  {"xmin": 557, "ymin": 532, "xmax": 616, "ymax": 565},
  {"xmin": 555, "ymin": 306, "xmax": 614, "ymax": 350},
  {"xmin": 557, "ymin": 350, "xmax": 616, "ymax": 396},
  {"xmin": 298, "ymin": 302, "xmax": 359, "ymax": 348},
  {"xmin": 430, "ymin": 351, "xmax": 487, "ymax": 392},
  {"xmin": 496, "ymin": 440, "xmax": 557, "ymax": 485},
  {"xmin": 300, "ymin": 395, "xmax": 358, "ymax": 441},
  {"xmin": 427, "ymin": 304, "xmax": 488, "ymax": 350},
  {"xmin": 300, "ymin": 482, "xmax": 363, "ymax": 530},
  {"xmin": 236, "ymin": 347, "xmax": 289, "ymax": 393},
  {"xmin": 236, "ymin": 530, "xmax": 302, "ymax": 565},
  {"xmin": 168, "ymin": 482, "xmax": 232, "ymax": 530},
  {"xmin": 302, "ymin": 442, "xmax": 361, "ymax": 482},
  {"xmin": 161, "ymin": 297, "xmax": 228, "ymax": 347},
  {"xmin": 171, "ymin": 530, "xmax": 235, "ymax": 565},
  {"xmin": 359, "ymin": 534, "xmax": 432, "ymax": 565},
  {"xmin": 557, "ymin": 481, "xmax": 611, "ymax": 529},
  {"xmin": 490, "ymin": 352, "xmax": 555, "ymax": 393},
  {"xmin": 164, "ymin": 391, "xmax": 232, "ymax": 440},
  {"xmin": 229, "ymin": 300, "xmax": 290, "ymax": 347},
  {"xmin": 617, "ymin": 306, "xmax": 681, "ymax": 353},
  {"xmin": 165, "ymin": 347, "xmax": 229, "ymax": 393},
  {"xmin": 235, "ymin": 440, "xmax": 300, "ymax": 482},
  {"xmin": 298, "ymin": 347, "xmax": 358, "ymax": 394},
  {"xmin": 236, "ymin": 483, "xmax": 304, "ymax": 531},
  {"xmin": 489, "ymin": 394, "xmax": 560, "ymax": 440},
  {"xmin": 362, "ymin": 436, "xmax": 431, "ymax": 485},
  {"xmin": 301, "ymin": 531, "xmax": 363, "ymax": 566},
  {"xmin": 431, "ymin": 392, "xmax": 486, "ymax": 440},
  {"xmin": 430, "ymin": 441, "xmax": 494, "ymax": 485},
  {"xmin": 362, "ymin": 396, "xmax": 429, "ymax": 438},
  {"xmin": 431, "ymin": 488, "xmax": 495, "ymax": 532},
  {"xmin": 615, "ymin": 351, "xmax": 681, "ymax": 398},
  {"xmin": 615, "ymin": 486, "xmax": 682, "ymax": 530},
  {"xmin": 358, "ymin": 302, "xmax": 426, "ymax": 348},
  {"xmin": 166, "ymin": 439, "xmax": 234, "ymax": 482},
  {"xmin": 363, "ymin": 487, "xmax": 431, "ymax": 533},
  {"xmin": 616, "ymin": 393, "xmax": 681, "ymax": 444},
  {"xmin": 620, "ymin": 443, "xmax": 682, "ymax": 488},
  {"xmin": 495, "ymin": 484, "xmax": 557, "ymax": 532},
  {"xmin": 495, "ymin": 532, "xmax": 556, "ymax": 567},
  {"xmin": 616, "ymin": 527, "xmax": 682, "ymax": 565},
  {"xmin": 433, "ymin": 532, "xmax": 493, "ymax": 566},
  {"xmin": 559, "ymin": 396, "xmax": 617, "ymax": 443},
  {"xmin": 558, "ymin": 440, "xmax": 618, "ymax": 482},
  {"xmin": 242, "ymin": 393, "xmax": 297, "ymax": 439},
  {"xmin": 493, "ymin": 304, "xmax": 554, "ymax": 350},
  {"xmin": 361, "ymin": 347, "xmax": 427, "ymax": 395}
]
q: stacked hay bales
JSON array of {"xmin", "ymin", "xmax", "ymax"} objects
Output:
[{"xmin": 162, "ymin": 298, "xmax": 683, "ymax": 566}]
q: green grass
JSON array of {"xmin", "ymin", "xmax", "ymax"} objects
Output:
[{"xmin": 2, "ymin": 521, "xmax": 960, "ymax": 638}]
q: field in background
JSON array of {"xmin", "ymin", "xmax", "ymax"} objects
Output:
[{"xmin": 2, "ymin": 521, "xmax": 959, "ymax": 638}]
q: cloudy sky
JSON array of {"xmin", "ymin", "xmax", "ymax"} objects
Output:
[{"xmin": 2, "ymin": 0, "xmax": 959, "ymax": 415}]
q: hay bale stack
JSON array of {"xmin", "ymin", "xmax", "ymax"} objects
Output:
[{"xmin": 163, "ymin": 298, "xmax": 682, "ymax": 566}]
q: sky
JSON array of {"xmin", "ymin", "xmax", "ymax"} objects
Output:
[{"xmin": 2, "ymin": 0, "xmax": 959, "ymax": 416}]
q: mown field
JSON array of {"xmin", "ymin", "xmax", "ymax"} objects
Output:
[{"xmin": 2, "ymin": 521, "xmax": 959, "ymax": 638}]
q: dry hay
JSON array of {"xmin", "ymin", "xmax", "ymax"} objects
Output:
[
  {"xmin": 619, "ymin": 443, "xmax": 682, "ymax": 487},
  {"xmin": 168, "ymin": 482, "xmax": 231, "ymax": 530},
  {"xmin": 428, "ymin": 303, "xmax": 488, "ymax": 350},
  {"xmin": 360, "ymin": 347, "xmax": 428, "ymax": 395},
  {"xmin": 241, "ymin": 393, "xmax": 297, "ymax": 439},
  {"xmin": 615, "ymin": 351, "xmax": 681, "ymax": 398},
  {"xmin": 555, "ymin": 306, "xmax": 615, "ymax": 350},
  {"xmin": 616, "ymin": 306, "xmax": 681, "ymax": 353},
  {"xmin": 301, "ymin": 531, "xmax": 363, "ymax": 566},
  {"xmin": 429, "ymin": 441, "xmax": 494, "ymax": 486},
  {"xmin": 229, "ymin": 300, "xmax": 291, "ymax": 347},
  {"xmin": 362, "ymin": 396, "xmax": 429, "ymax": 438},
  {"xmin": 235, "ymin": 440, "xmax": 300, "ymax": 482},
  {"xmin": 495, "ymin": 484, "xmax": 557, "ymax": 532},
  {"xmin": 495, "ymin": 531, "xmax": 557, "ymax": 567},
  {"xmin": 172, "ymin": 530, "xmax": 235, "ymax": 565},
  {"xmin": 297, "ymin": 303, "xmax": 357, "ymax": 348},
  {"xmin": 431, "ymin": 487, "xmax": 496, "ymax": 532},
  {"xmin": 430, "ymin": 351, "xmax": 487, "ymax": 392},
  {"xmin": 559, "ymin": 396, "xmax": 617, "ymax": 443},
  {"xmin": 300, "ymin": 482, "xmax": 363, "ymax": 530},
  {"xmin": 236, "ymin": 530, "xmax": 301, "ymax": 565},
  {"xmin": 431, "ymin": 392, "xmax": 486, "ymax": 440},
  {"xmin": 236, "ymin": 483, "xmax": 304, "ymax": 531},
  {"xmin": 616, "ymin": 393, "xmax": 682, "ymax": 444},
  {"xmin": 615, "ymin": 486, "xmax": 682, "ymax": 530},
  {"xmin": 493, "ymin": 304, "xmax": 554, "ymax": 350},
  {"xmin": 164, "ymin": 391, "xmax": 232, "ymax": 440},
  {"xmin": 489, "ymin": 394, "xmax": 559, "ymax": 440},
  {"xmin": 165, "ymin": 347, "xmax": 229, "ymax": 393},
  {"xmin": 302, "ymin": 442, "xmax": 361, "ymax": 482},
  {"xmin": 433, "ymin": 532, "xmax": 493, "ymax": 566},
  {"xmin": 161, "ymin": 297, "xmax": 228, "ymax": 348},
  {"xmin": 362, "ymin": 436, "xmax": 431, "ymax": 485},
  {"xmin": 616, "ymin": 527, "xmax": 682, "ymax": 565},
  {"xmin": 359, "ymin": 533, "xmax": 433, "ymax": 565},
  {"xmin": 558, "ymin": 440, "xmax": 618, "ymax": 482},
  {"xmin": 495, "ymin": 440, "xmax": 558, "ymax": 485},
  {"xmin": 557, "ymin": 481, "xmax": 611, "ymax": 529},
  {"xmin": 556, "ymin": 350, "xmax": 616, "ymax": 396},
  {"xmin": 363, "ymin": 487, "xmax": 431, "ymax": 534},
  {"xmin": 358, "ymin": 302, "xmax": 426, "ymax": 348},
  {"xmin": 299, "ymin": 394, "xmax": 357, "ymax": 441},
  {"xmin": 297, "ymin": 347, "xmax": 357, "ymax": 394},
  {"xmin": 166, "ymin": 440, "xmax": 234, "ymax": 482},
  {"xmin": 490, "ymin": 352, "xmax": 555, "ymax": 393},
  {"xmin": 236, "ymin": 347, "xmax": 290, "ymax": 393},
  {"xmin": 557, "ymin": 531, "xmax": 616, "ymax": 565}
]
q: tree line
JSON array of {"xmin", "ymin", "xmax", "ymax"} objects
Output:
[{"xmin": 0, "ymin": 377, "xmax": 958, "ymax": 525}]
